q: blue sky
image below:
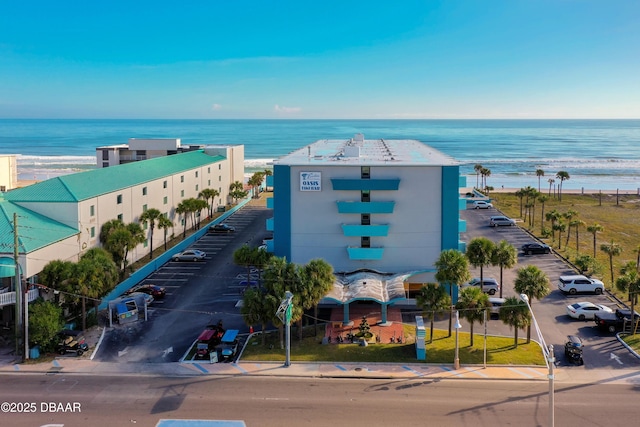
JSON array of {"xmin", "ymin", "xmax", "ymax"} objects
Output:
[{"xmin": 1, "ymin": 1, "xmax": 639, "ymax": 119}]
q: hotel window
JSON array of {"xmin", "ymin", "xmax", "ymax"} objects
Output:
[
  {"xmin": 219, "ymin": 164, "xmax": 221, "ymax": 170},
  {"xmin": 143, "ymin": 222, "xmax": 148, "ymax": 230},
  {"xmin": 195, "ymin": 184, "xmax": 199, "ymax": 191},
  {"xmin": 195, "ymin": 171, "xmax": 199, "ymax": 178},
  {"xmin": 208, "ymin": 180, "xmax": 211, "ymax": 186},
  {"xmin": 102, "ymin": 150, "xmax": 109, "ymax": 160},
  {"xmin": 181, "ymin": 190, "xmax": 184, "ymax": 197},
  {"xmin": 143, "ymin": 241, "xmax": 148, "ymax": 248},
  {"xmin": 163, "ymin": 180, "xmax": 167, "ymax": 189},
  {"xmin": 361, "ymin": 237, "xmax": 371, "ymax": 248},
  {"xmin": 90, "ymin": 205, "xmax": 95, "ymax": 216},
  {"xmin": 90, "ymin": 227, "xmax": 95, "ymax": 238},
  {"xmin": 163, "ymin": 196, "xmax": 168, "ymax": 205},
  {"xmin": 361, "ymin": 190, "xmax": 370, "ymax": 202},
  {"xmin": 208, "ymin": 167, "xmax": 211, "ymax": 173},
  {"xmin": 117, "ymin": 214, "xmax": 123, "ymax": 221},
  {"xmin": 361, "ymin": 214, "xmax": 370, "ymax": 225},
  {"xmin": 361, "ymin": 166, "xmax": 370, "ymax": 179},
  {"xmin": 142, "ymin": 187, "xmax": 147, "ymax": 196},
  {"xmin": 180, "ymin": 175, "xmax": 184, "ymax": 183},
  {"xmin": 219, "ymin": 176, "xmax": 221, "ymax": 182},
  {"xmin": 143, "ymin": 204, "xmax": 147, "ymax": 212},
  {"xmin": 102, "ymin": 162, "xmax": 109, "ymax": 168},
  {"xmin": 117, "ymin": 194, "xmax": 123, "ymax": 204}
]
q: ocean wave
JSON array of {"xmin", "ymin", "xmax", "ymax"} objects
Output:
[{"xmin": 16, "ymin": 155, "xmax": 97, "ymax": 166}]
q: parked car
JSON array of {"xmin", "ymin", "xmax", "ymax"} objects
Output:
[
  {"xmin": 126, "ymin": 292, "xmax": 154, "ymax": 306},
  {"xmin": 172, "ymin": 249, "xmax": 206, "ymax": 262},
  {"xmin": 521, "ymin": 242, "xmax": 551, "ymax": 255},
  {"xmin": 126, "ymin": 284, "xmax": 166, "ymax": 299},
  {"xmin": 209, "ymin": 223, "xmax": 235, "ymax": 233},
  {"xmin": 489, "ymin": 297, "xmax": 506, "ymax": 317},
  {"xmin": 489, "ymin": 215, "xmax": 516, "ymax": 227},
  {"xmin": 558, "ymin": 275, "xmax": 604, "ymax": 295},
  {"xmin": 57, "ymin": 330, "xmax": 89, "ymax": 356},
  {"xmin": 566, "ymin": 301, "xmax": 613, "ymax": 320},
  {"xmin": 594, "ymin": 308, "xmax": 640, "ymax": 333},
  {"xmin": 462, "ymin": 277, "xmax": 500, "ymax": 295},
  {"xmin": 472, "ymin": 200, "xmax": 493, "ymax": 209}
]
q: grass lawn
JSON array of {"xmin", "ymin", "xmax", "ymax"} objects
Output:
[
  {"xmin": 620, "ymin": 334, "xmax": 640, "ymax": 356},
  {"xmin": 241, "ymin": 325, "xmax": 545, "ymax": 366}
]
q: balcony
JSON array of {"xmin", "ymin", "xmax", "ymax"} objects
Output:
[
  {"xmin": 0, "ymin": 288, "xmax": 40, "ymax": 308},
  {"xmin": 331, "ymin": 178, "xmax": 400, "ymax": 191},
  {"xmin": 266, "ymin": 197, "xmax": 274, "ymax": 209},
  {"xmin": 341, "ymin": 224, "xmax": 390, "ymax": 237},
  {"xmin": 336, "ymin": 201, "xmax": 395, "ymax": 214},
  {"xmin": 347, "ymin": 247, "xmax": 385, "ymax": 260},
  {"xmin": 266, "ymin": 217, "xmax": 274, "ymax": 232}
]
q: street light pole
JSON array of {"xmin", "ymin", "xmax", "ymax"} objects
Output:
[
  {"xmin": 520, "ymin": 294, "xmax": 555, "ymax": 427},
  {"xmin": 454, "ymin": 310, "xmax": 461, "ymax": 370},
  {"xmin": 276, "ymin": 291, "xmax": 294, "ymax": 368}
]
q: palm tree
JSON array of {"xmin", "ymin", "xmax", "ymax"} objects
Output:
[
  {"xmin": 474, "ymin": 164, "xmax": 483, "ymax": 189},
  {"xmin": 492, "ymin": 240, "xmax": 518, "ymax": 298},
  {"xmin": 241, "ymin": 287, "xmax": 272, "ymax": 345},
  {"xmin": 545, "ymin": 210, "xmax": 561, "ymax": 242},
  {"xmin": 515, "ymin": 189, "xmax": 525, "ymax": 218},
  {"xmin": 616, "ymin": 268, "xmax": 640, "ymax": 334},
  {"xmin": 300, "ymin": 259, "xmax": 335, "ymax": 336},
  {"xmin": 572, "ymin": 219, "xmax": 586, "ymax": 253},
  {"xmin": 435, "ymin": 249, "xmax": 471, "ymax": 337},
  {"xmin": 547, "ymin": 178, "xmax": 555, "ymax": 197},
  {"xmin": 499, "ymin": 297, "xmax": 531, "ymax": 348},
  {"xmin": 416, "ymin": 283, "xmax": 451, "ymax": 343},
  {"xmin": 233, "ymin": 245, "xmax": 255, "ymax": 285},
  {"xmin": 514, "ymin": 265, "xmax": 550, "ymax": 343},
  {"xmin": 157, "ymin": 215, "xmax": 173, "ymax": 251},
  {"xmin": 229, "ymin": 181, "xmax": 247, "ymax": 204},
  {"xmin": 536, "ymin": 169, "xmax": 544, "ymax": 192},
  {"xmin": 587, "ymin": 223, "xmax": 604, "ymax": 258},
  {"xmin": 465, "ymin": 237, "xmax": 495, "ymax": 292},
  {"xmin": 481, "ymin": 167, "xmax": 491, "ymax": 190},
  {"xmin": 198, "ymin": 188, "xmax": 220, "ymax": 218},
  {"xmin": 176, "ymin": 201, "xmax": 189, "ymax": 238},
  {"xmin": 553, "ymin": 222, "xmax": 566, "ymax": 250},
  {"xmin": 537, "ymin": 195, "xmax": 549, "ymax": 234},
  {"xmin": 455, "ymin": 286, "xmax": 490, "ymax": 347},
  {"xmin": 124, "ymin": 222, "xmax": 145, "ymax": 270},
  {"xmin": 600, "ymin": 240, "xmax": 622, "ymax": 287},
  {"xmin": 555, "ymin": 171, "xmax": 570, "ymax": 201},
  {"xmin": 139, "ymin": 208, "xmax": 163, "ymax": 260},
  {"xmin": 563, "ymin": 210, "xmax": 578, "ymax": 247}
]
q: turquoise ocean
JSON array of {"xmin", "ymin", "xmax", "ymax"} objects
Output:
[{"xmin": 0, "ymin": 119, "xmax": 639, "ymax": 192}]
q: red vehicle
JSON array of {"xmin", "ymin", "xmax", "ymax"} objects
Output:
[{"xmin": 195, "ymin": 322, "xmax": 225, "ymax": 359}]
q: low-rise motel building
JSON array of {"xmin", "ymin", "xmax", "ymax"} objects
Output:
[
  {"xmin": 0, "ymin": 144, "xmax": 243, "ymax": 323},
  {"xmin": 268, "ymin": 134, "xmax": 467, "ymax": 317}
]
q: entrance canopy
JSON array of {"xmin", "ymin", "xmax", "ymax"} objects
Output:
[{"xmin": 0, "ymin": 257, "xmax": 20, "ymax": 278}]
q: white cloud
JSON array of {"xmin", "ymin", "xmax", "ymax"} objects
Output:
[
  {"xmin": 274, "ymin": 104, "xmax": 301, "ymax": 113},
  {"xmin": 211, "ymin": 103, "xmax": 222, "ymax": 110}
]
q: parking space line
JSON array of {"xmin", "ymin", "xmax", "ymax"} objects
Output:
[{"xmin": 507, "ymin": 367, "xmax": 534, "ymax": 378}]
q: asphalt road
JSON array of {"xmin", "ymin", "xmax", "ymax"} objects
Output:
[{"xmin": 1, "ymin": 374, "xmax": 637, "ymax": 427}]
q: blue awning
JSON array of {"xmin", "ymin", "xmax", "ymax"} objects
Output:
[{"xmin": 0, "ymin": 257, "xmax": 20, "ymax": 279}]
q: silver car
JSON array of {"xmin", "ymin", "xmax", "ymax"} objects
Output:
[
  {"xmin": 489, "ymin": 215, "xmax": 516, "ymax": 227},
  {"xmin": 172, "ymin": 249, "xmax": 206, "ymax": 262}
]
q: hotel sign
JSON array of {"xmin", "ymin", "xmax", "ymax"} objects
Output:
[{"xmin": 300, "ymin": 172, "xmax": 321, "ymax": 191}]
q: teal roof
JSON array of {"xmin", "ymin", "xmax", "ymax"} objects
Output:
[
  {"xmin": 4, "ymin": 150, "xmax": 225, "ymax": 202},
  {"xmin": 0, "ymin": 195, "xmax": 79, "ymax": 254}
]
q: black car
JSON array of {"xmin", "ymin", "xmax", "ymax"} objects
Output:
[
  {"xmin": 209, "ymin": 223, "xmax": 236, "ymax": 233},
  {"xmin": 521, "ymin": 242, "xmax": 551, "ymax": 255},
  {"xmin": 126, "ymin": 284, "xmax": 166, "ymax": 299}
]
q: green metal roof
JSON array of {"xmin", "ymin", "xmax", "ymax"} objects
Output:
[
  {"xmin": 4, "ymin": 150, "xmax": 225, "ymax": 202},
  {"xmin": 0, "ymin": 194, "xmax": 79, "ymax": 254}
]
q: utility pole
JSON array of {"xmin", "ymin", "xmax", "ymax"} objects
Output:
[{"xmin": 13, "ymin": 213, "xmax": 24, "ymax": 362}]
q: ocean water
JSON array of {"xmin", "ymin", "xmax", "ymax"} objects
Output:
[{"xmin": 1, "ymin": 119, "xmax": 639, "ymax": 191}]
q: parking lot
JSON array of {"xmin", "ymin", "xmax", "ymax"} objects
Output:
[
  {"xmin": 461, "ymin": 205, "xmax": 640, "ymax": 368},
  {"xmin": 96, "ymin": 203, "xmax": 273, "ymax": 363}
]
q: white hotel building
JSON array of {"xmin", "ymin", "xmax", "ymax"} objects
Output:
[{"xmin": 267, "ymin": 134, "xmax": 466, "ymax": 319}]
